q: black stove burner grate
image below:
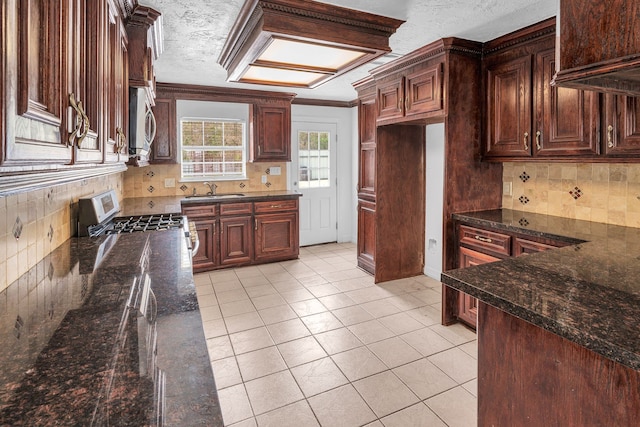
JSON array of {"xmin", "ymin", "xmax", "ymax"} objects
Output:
[{"xmin": 104, "ymin": 214, "xmax": 184, "ymax": 235}]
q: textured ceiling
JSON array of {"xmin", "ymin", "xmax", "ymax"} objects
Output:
[{"xmin": 140, "ymin": 0, "xmax": 557, "ymax": 101}]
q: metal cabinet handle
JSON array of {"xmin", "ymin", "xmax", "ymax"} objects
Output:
[
  {"xmin": 474, "ymin": 235, "xmax": 493, "ymax": 244},
  {"xmin": 535, "ymin": 131, "xmax": 541, "ymax": 150},
  {"xmin": 255, "ymin": 220, "xmax": 258, "ymax": 231},
  {"xmin": 607, "ymin": 125, "xmax": 614, "ymax": 148},
  {"xmin": 523, "ymin": 132, "xmax": 529, "ymax": 151},
  {"xmin": 270, "ymin": 205, "xmax": 282, "ymax": 209},
  {"xmin": 398, "ymin": 97, "xmax": 403, "ymax": 111}
]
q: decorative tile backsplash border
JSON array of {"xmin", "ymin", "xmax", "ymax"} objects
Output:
[
  {"xmin": 123, "ymin": 163, "xmax": 288, "ymax": 198},
  {"xmin": 502, "ymin": 162, "xmax": 640, "ymax": 227},
  {"xmin": 0, "ymin": 173, "xmax": 124, "ymax": 293}
]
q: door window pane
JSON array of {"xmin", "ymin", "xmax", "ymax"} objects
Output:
[{"xmin": 298, "ymin": 131, "xmax": 330, "ymax": 189}]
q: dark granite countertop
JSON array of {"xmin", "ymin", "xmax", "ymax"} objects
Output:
[
  {"xmin": 0, "ymin": 229, "xmax": 222, "ymax": 426},
  {"xmin": 441, "ymin": 209, "xmax": 640, "ymax": 370},
  {"xmin": 119, "ymin": 191, "xmax": 301, "ymax": 216}
]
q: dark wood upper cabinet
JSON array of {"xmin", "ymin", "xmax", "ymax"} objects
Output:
[
  {"xmin": 485, "ymin": 55, "xmax": 532, "ymax": 158},
  {"xmin": 7, "ymin": 0, "xmax": 72, "ymax": 165},
  {"xmin": 376, "ymin": 61, "xmax": 444, "ymax": 125},
  {"xmin": 553, "ymin": 0, "xmax": 640, "ymax": 96},
  {"xmin": 249, "ymin": 103, "xmax": 291, "ymax": 162},
  {"xmin": 484, "ymin": 18, "xmax": 601, "ymax": 161},
  {"xmin": 535, "ymin": 49, "xmax": 600, "ymax": 157},
  {"xmin": 150, "ymin": 98, "xmax": 177, "ymax": 164},
  {"xmin": 104, "ymin": 0, "xmax": 129, "ymax": 164},
  {"xmin": 604, "ymin": 94, "xmax": 640, "ymax": 156}
]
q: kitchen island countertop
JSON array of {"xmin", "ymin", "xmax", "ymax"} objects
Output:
[
  {"xmin": 0, "ymin": 227, "xmax": 221, "ymax": 425},
  {"xmin": 441, "ymin": 209, "xmax": 640, "ymax": 370}
]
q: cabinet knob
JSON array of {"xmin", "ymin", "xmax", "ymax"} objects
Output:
[
  {"xmin": 607, "ymin": 125, "xmax": 614, "ymax": 148},
  {"xmin": 523, "ymin": 132, "xmax": 529, "ymax": 151},
  {"xmin": 535, "ymin": 131, "xmax": 541, "ymax": 150}
]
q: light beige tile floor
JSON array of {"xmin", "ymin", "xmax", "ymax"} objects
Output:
[{"xmin": 195, "ymin": 243, "xmax": 477, "ymax": 427}]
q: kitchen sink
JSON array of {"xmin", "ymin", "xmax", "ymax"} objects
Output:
[{"xmin": 185, "ymin": 193, "xmax": 245, "ymax": 199}]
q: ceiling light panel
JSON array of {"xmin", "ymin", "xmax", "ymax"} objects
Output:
[{"xmin": 218, "ymin": 0, "xmax": 404, "ymax": 89}]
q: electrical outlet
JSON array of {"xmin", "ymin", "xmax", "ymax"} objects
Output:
[
  {"xmin": 261, "ymin": 175, "xmax": 267, "ymax": 184},
  {"xmin": 503, "ymin": 181, "xmax": 512, "ymax": 196},
  {"xmin": 270, "ymin": 166, "xmax": 281, "ymax": 175},
  {"xmin": 164, "ymin": 178, "xmax": 176, "ymax": 188}
]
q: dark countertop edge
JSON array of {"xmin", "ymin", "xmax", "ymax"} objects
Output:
[
  {"xmin": 451, "ymin": 211, "xmax": 586, "ymax": 246},
  {"xmin": 440, "ymin": 273, "xmax": 640, "ymax": 370},
  {"xmin": 179, "ymin": 190, "xmax": 302, "ymax": 205}
]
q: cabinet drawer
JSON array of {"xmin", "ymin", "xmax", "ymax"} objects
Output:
[
  {"xmin": 459, "ymin": 225, "xmax": 511, "ymax": 256},
  {"xmin": 182, "ymin": 204, "xmax": 218, "ymax": 218},
  {"xmin": 513, "ymin": 238, "xmax": 560, "ymax": 256},
  {"xmin": 220, "ymin": 202, "xmax": 253, "ymax": 216},
  {"xmin": 254, "ymin": 199, "xmax": 298, "ymax": 213}
]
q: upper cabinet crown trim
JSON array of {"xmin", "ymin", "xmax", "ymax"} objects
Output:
[
  {"xmin": 482, "ymin": 18, "xmax": 555, "ymax": 56},
  {"xmin": 370, "ymin": 37, "xmax": 482, "ymax": 78}
]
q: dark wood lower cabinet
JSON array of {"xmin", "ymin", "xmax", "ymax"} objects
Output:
[
  {"xmin": 450, "ymin": 221, "xmax": 569, "ymax": 328},
  {"xmin": 457, "ymin": 246, "xmax": 500, "ymax": 326},
  {"xmin": 478, "ymin": 302, "xmax": 640, "ymax": 426},
  {"xmin": 254, "ymin": 212, "xmax": 299, "ymax": 263},
  {"xmin": 220, "ymin": 216, "xmax": 252, "ymax": 266},
  {"xmin": 192, "ymin": 220, "xmax": 217, "ymax": 273},
  {"xmin": 183, "ymin": 197, "xmax": 299, "ymax": 272}
]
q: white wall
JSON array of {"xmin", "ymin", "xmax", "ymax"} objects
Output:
[
  {"xmin": 424, "ymin": 123, "xmax": 445, "ymax": 279},
  {"xmin": 290, "ymin": 104, "xmax": 356, "ymax": 243}
]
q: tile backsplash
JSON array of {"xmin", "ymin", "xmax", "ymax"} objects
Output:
[
  {"xmin": 0, "ymin": 173, "xmax": 124, "ymax": 293},
  {"xmin": 502, "ymin": 162, "xmax": 640, "ymax": 227},
  {"xmin": 123, "ymin": 162, "xmax": 288, "ymax": 198}
]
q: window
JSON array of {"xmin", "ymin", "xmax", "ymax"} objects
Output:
[
  {"xmin": 298, "ymin": 130, "xmax": 330, "ymax": 188},
  {"xmin": 180, "ymin": 118, "xmax": 246, "ymax": 180}
]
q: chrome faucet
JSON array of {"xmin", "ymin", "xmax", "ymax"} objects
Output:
[{"xmin": 204, "ymin": 182, "xmax": 218, "ymax": 195}]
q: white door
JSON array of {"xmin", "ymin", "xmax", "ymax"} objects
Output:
[{"xmin": 290, "ymin": 122, "xmax": 338, "ymax": 246}]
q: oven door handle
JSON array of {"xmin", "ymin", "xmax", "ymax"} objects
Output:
[{"xmin": 191, "ymin": 237, "xmax": 200, "ymax": 259}]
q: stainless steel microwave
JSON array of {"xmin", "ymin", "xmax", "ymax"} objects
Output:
[{"xmin": 128, "ymin": 87, "xmax": 156, "ymax": 157}]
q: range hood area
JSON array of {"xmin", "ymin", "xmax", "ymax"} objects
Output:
[{"xmin": 552, "ymin": 0, "xmax": 640, "ymax": 95}]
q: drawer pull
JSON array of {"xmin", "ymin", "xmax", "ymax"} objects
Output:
[
  {"xmin": 270, "ymin": 205, "xmax": 282, "ymax": 208},
  {"xmin": 523, "ymin": 132, "xmax": 529, "ymax": 151},
  {"xmin": 474, "ymin": 235, "xmax": 493, "ymax": 243}
]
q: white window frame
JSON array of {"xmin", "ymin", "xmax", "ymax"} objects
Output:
[{"xmin": 179, "ymin": 117, "xmax": 247, "ymax": 181}]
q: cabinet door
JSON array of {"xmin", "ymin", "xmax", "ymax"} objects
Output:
[
  {"xmin": 73, "ymin": 0, "xmax": 106, "ymax": 164},
  {"xmin": 104, "ymin": 1, "xmax": 128, "ymax": 163},
  {"xmin": 220, "ymin": 216, "xmax": 252, "ymax": 266},
  {"xmin": 604, "ymin": 95, "xmax": 640, "ymax": 156},
  {"xmin": 358, "ymin": 100, "xmax": 376, "ymax": 199},
  {"xmin": 254, "ymin": 212, "xmax": 299, "ymax": 262},
  {"xmin": 251, "ymin": 104, "xmax": 291, "ymax": 161},
  {"xmin": 485, "ymin": 55, "xmax": 532, "ymax": 158},
  {"xmin": 457, "ymin": 246, "xmax": 501, "ymax": 328},
  {"xmin": 377, "ymin": 78, "xmax": 404, "ymax": 122},
  {"xmin": 535, "ymin": 49, "xmax": 599, "ymax": 157},
  {"xmin": 405, "ymin": 62, "xmax": 443, "ymax": 118},
  {"xmin": 6, "ymin": 0, "xmax": 73, "ymax": 164},
  {"xmin": 151, "ymin": 98, "xmax": 177, "ymax": 163},
  {"xmin": 357, "ymin": 200, "xmax": 376, "ymax": 274},
  {"xmin": 192, "ymin": 220, "xmax": 217, "ymax": 272}
]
